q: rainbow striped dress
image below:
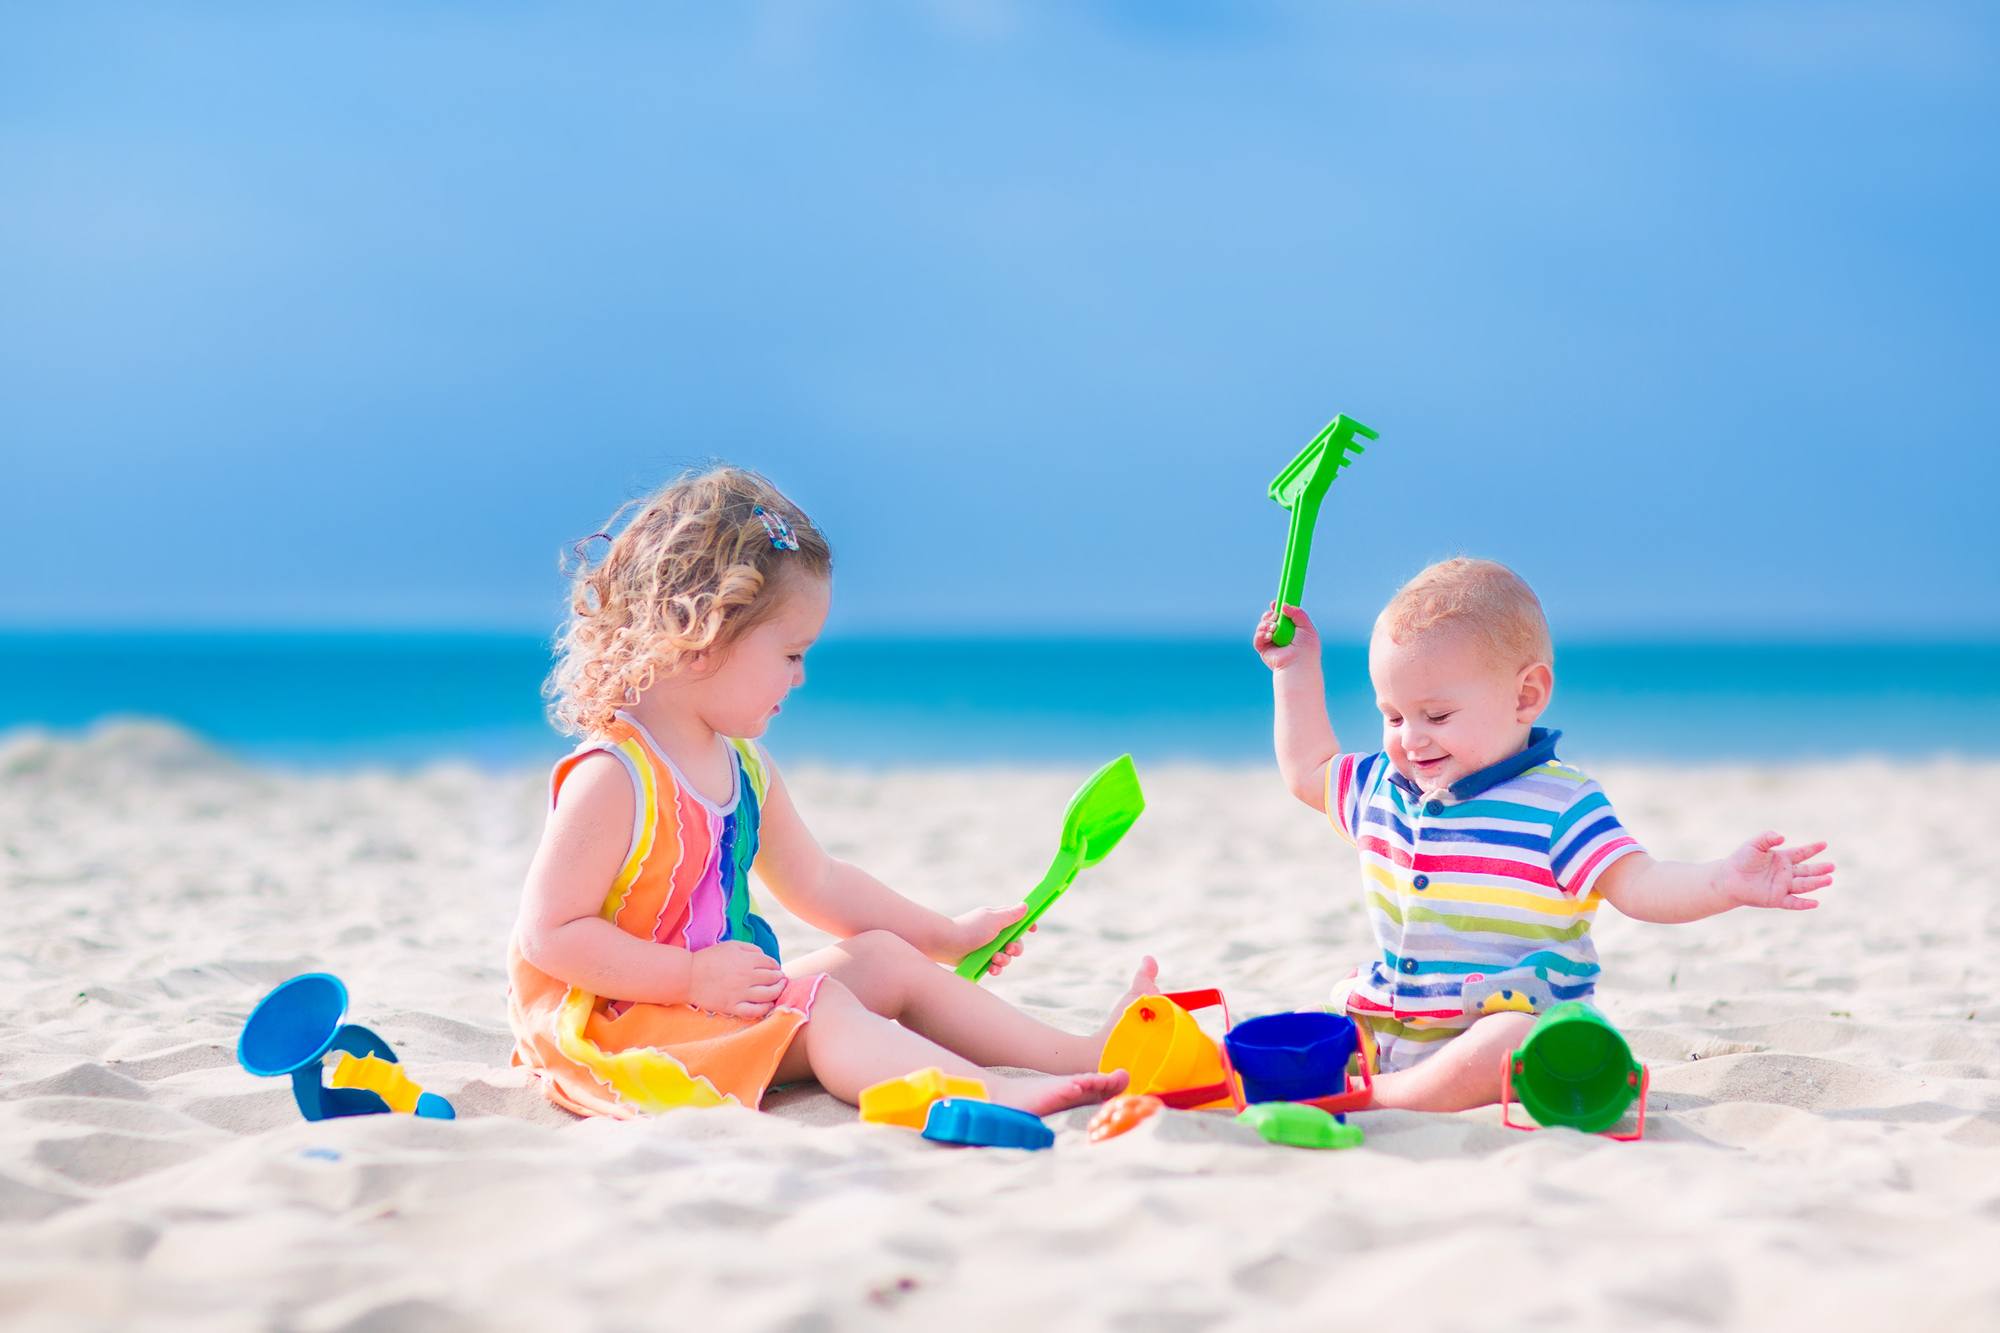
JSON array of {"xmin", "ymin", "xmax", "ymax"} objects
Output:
[
  {"xmin": 1324, "ymin": 728, "xmax": 1643, "ymax": 1058},
  {"xmin": 507, "ymin": 711, "xmax": 823, "ymax": 1117}
]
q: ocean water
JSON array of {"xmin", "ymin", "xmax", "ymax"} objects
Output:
[{"xmin": 2, "ymin": 632, "xmax": 1997, "ymax": 770}]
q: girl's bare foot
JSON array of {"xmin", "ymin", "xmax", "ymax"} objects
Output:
[
  {"xmin": 1095, "ymin": 956, "xmax": 1161, "ymax": 1047},
  {"xmin": 997, "ymin": 1069, "xmax": 1130, "ymax": 1117}
]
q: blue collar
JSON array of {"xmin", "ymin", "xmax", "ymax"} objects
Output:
[{"xmin": 1386, "ymin": 727, "xmax": 1563, "ymax": 802}]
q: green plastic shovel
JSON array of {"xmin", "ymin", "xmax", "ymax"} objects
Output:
[
  {"xmin": 956, "ymin": 754, "xmax": 1146, "ymax": 982},
  {"xmin": 1269, "ymin": 414, "xmax": 1379, "ymax": 647}
]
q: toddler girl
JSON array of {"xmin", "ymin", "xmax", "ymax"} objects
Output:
[{"xmin": 508, "ymin": 465, "xmax": 1147, "ymax": 1118}]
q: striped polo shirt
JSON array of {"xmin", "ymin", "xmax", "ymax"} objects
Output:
[{"xmin": 1324, "ymin": 728, "xmax": 1643, "ymax": 1043}]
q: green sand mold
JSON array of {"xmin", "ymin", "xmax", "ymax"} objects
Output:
[
  {"xmin": 956, "ymin": 754, "xmax": 1145, "ymax": 982},
  {"xmin": 1269, "ymin": 414, "xmax": 1380, "ymax": 648},
  {"xmin": 1236, "ymin": 1102, "xmax": 1364, "ymax": 1150}
]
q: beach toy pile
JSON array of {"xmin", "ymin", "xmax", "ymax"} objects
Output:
[
  {"xmin": 1091, "ymin": 987, "xmax": 1372, "ymax": 1149},
  {"xmin": 237, "ymin": 973, "xmax": 455, "ymax": 1121},
  {"xmin": 1091, "ymin": 989, "xmax": 1651, "ymax": 1145},
  {"xmin": 856, "ymin": 989, "xmax": 1382, "ymax": 1153}
]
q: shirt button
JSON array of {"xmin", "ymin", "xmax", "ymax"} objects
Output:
[
  {"xmin": 1399, "ymin": 958, "xmax": 1418, "ymax": 974},
  {"xmin": 1424, "ymin": 800, "xmax": 1444, "ymax": 816},
  {"xmin": 1412, "ymin": 874, "xmax": 1430, "ymax": 891}
]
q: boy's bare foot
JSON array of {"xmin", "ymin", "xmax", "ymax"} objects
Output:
[
  {"xmin": 998, "ymin": 1069, "xmax": 1130, "ymax": 1117},
  {"xmin": 1095, "ymin": 956, "xmax": 1161, "ymax": 1046}
]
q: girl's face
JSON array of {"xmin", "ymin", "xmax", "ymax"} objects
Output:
[{"xmin": 692, "ymin": 573, "xmax": 830, "ymax": 739}]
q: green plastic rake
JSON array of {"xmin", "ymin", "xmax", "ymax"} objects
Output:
[{"xmin": 1269, "ymin": 414, "xmax": 1380, "ymax": 647}]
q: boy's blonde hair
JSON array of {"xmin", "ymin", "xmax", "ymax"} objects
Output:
[
  {"xmin": 1375, "ymin": 557, "xmax": 1553, "ymax": 670},
  {"xmin": 546, "ymin": 465, "xmax": 832, "ymax": 737}
]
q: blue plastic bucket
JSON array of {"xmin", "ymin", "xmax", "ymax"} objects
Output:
[{"xmin": 1225, "ymin": 1011, "xmax": 1358, "ymax": 1104}]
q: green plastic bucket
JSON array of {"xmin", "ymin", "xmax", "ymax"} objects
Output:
[{"xmin": 1508, "ymin": 1002, "xmax": 1642, "ymax": 1134}]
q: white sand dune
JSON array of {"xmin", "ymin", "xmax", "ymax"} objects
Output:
[{"xmin": 2, "ymin": 722, "xmax": 1997, "ymax": 1331}]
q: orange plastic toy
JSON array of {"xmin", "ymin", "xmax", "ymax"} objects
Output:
[{"xmin": 1086, "ymin": 1094, "xmax": 1165, "ymax": 1143}]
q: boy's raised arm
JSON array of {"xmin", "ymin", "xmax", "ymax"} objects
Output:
[{"xmin": 1255, "ymin": 602, "xmax": 1339, "ymax": 811}]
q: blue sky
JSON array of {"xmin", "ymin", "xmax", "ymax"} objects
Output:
[{"xmin": 3, "ymin": 2, "xmax": 1995, "ymax": 639}]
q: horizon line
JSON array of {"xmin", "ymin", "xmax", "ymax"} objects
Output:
[{"xmin": 4, "ymin": 623, "xmax": 2000, "ymax": 648}]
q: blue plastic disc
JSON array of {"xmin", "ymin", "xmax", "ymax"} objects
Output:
[{"xmin": 237, "ymin": 973, "xmax": 349, "ymax": 1077}]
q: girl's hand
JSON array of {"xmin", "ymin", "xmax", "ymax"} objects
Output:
[
  {"xmin": 689, "ymin": 941, "xmax": 788, "ymax": 1018},
  {"xmin": 1253, "ymin": 602, "xmax": 1321, "ymax": 671},
  {"xmin": 1713, "ymin": 832, "xmax": 1835, "ymax": 911},
  {"xmin": 941, "ymin": 904, "xmax": 1034, "ymax": 976}
]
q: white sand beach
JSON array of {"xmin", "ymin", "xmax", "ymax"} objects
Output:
[{"xmin": 2, "ymin": 721, "xmax": 1997, "ymax": 1331}]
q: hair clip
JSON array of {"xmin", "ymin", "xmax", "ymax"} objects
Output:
[{"xmin": 754, "ymin": 506, "xmax": 800, "ymax": 552}]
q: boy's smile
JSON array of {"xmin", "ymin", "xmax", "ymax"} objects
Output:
[{"xmin": 1368, "ymin": 626, "xmax": 1552, "ymax": 794}]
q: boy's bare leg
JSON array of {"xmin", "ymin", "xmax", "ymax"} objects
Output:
[
  {"xmin": 1366, "ymin": 1012, "xmax": 1538, "ymax": 1111},
  {"xmin": 770, "ymin": 978, "xmax": 1129, "ymax": 1115},
  {"xmin": 785, "ymin": 931, "xmax": 1157, "ymax": 1074}
]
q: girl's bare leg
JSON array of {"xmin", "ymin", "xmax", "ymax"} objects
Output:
[
  {"xmin": 771, "ymin": 978, "xmax": 1128, "ymax": 1115},
  {"xmin": 1366, "ymin": 1013, "xmax": 1537, "ymax": 1111},
  {"xmin": 785, "ymin": 931, "xmax": 1158, "ymax": 1073}
]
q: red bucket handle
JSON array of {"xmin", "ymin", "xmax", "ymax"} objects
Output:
[{"xmin": 1161, "ymin": 988, "xmax": 1230, "ymax": 1024}]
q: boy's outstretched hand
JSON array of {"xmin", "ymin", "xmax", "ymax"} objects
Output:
[
  {"xmin": 1714, "ymin": 832, "xmax": 1835, "ymax": 910},
  {"xmin": 1254, "ymin": 601, "xmax": 1320, "ymax": 671}
]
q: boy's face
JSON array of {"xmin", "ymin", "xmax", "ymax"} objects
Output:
[
  {"xmin": 693, "ymin": 572, "xmax": 830, "ymax": 739},
  {"xmin": 1367, "ymin": 625, "xmax": 1552, "ymax": 793}
]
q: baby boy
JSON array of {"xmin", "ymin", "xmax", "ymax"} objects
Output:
[{"xmin": 1253, "ymin": 557, "xmax": 1834, "ymax": 1111}]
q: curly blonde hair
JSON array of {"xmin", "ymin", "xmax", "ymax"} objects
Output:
[
  {"xmin": 1376, "ymin": 557, "xmax": 1553, "ymax": 670},
  {"xmin": 546, "ymin": 465, "xmax": 832, "ymax": 737}
]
